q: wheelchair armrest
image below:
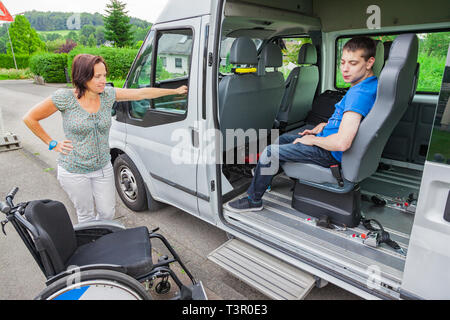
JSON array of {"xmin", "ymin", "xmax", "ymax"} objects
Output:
[{"xmin": 45, "ymin": 264, "xmax": 128, "ymax": 286}]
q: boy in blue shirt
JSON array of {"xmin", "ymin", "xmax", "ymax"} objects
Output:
[{"xmin": 227, "ymin": 36, "xmax": 379, "ymax": 213}]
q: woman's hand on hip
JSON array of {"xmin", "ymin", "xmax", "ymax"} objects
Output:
[{"xmin": 54, "ymin": 140, "xmax": 73, "ymax": 155}]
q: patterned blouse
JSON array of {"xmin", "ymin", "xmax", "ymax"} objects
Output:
[{"xmin": 51, "ymin": 87, "xmax": 116, "ymax": 174}]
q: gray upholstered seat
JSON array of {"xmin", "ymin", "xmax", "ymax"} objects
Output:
[
  {"xmin": 219, "ymin": 38, "xmax": 284, "ymax": 152},
  {"xmin": 282, "ymin": 34, "xmax": 419, "ymax": 192},
  {"xmin": 276, "ymin": 43, "xmax": 319, "ymax": 131}
]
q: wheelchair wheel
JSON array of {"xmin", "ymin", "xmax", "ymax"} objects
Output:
[{"xmin": 36, "ymin": 269, "xmax": 152, "ymax": 300}]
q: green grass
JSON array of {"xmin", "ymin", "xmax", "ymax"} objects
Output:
[
  {"xmin": 0, "ymin": 68, "xmax": 33, "ymax": 80},
  {"xmin": 38, "ymin": 30, "xmax": 73, "ymax": 37}
]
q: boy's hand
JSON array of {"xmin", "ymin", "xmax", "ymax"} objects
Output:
[{"xmin": 299, "ymin": 122, "xmax": 327, "ymax": 136}]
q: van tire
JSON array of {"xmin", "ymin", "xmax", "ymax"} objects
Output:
[{"xmin": 113, "ymin": 154, "xmax": 161, "ymax": 212}]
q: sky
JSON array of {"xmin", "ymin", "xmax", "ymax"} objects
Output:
[{"xmin": 2, "ymin": 0, "xmax": 169, "ymax": 23}]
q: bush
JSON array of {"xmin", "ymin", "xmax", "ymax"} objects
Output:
[
  {"xmin": 67, "ymin": 46, "xmax": 138, "ymax": 80},
  {"xmin": 29, "ymin": 53, "xmax": 68, "ymax": 83},
  {"xmin": 0, "ymin": 54, "xmax": 30, "ymax": 69}
]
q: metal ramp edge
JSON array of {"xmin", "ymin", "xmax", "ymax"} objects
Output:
[{"xmin": 208, "ymin": 239, "xmax": 316, "ymax": 300}]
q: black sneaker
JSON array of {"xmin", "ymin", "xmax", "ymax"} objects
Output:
[{"xmin": 226, "ymin": 196, "xmax": 263, "ymax": 213}]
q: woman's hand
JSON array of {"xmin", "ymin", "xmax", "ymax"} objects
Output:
[
  {"xmin": 54, "ymin": 140, "xmax": 73, "ymax": 155},
  {"xmin": 175, "ymin": 85, "xmax": 188, "ymax": 95}
]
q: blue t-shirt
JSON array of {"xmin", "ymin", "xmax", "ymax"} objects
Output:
[{"xmin": 317, "ymin": 76, "xmax": 378, "ymax": 162}]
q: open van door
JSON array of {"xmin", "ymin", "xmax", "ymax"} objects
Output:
[
  {"xmin": 401, "ymin": 45, "xmax": 450, "ymax": 300},
  {"xmin": 118, "ymin": 18, "xmax": 202, "ymax": 215}
]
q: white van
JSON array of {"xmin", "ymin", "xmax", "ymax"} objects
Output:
[{"xmin": 109, "ymin": 0, "xmax": 450, "ymax": 300}]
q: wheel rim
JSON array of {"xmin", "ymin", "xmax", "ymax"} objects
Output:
[{"xmin": 118, "ymin": 166, "xmax": 138, "ymax": 203}]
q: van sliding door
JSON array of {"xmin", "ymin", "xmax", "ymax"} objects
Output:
[{"xmin": 401, "ymin": 46, "xmax": 450, "ymax": 300}]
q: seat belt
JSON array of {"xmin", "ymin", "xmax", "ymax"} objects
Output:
[
  {"xmin": 361, "ymin": 217, "xmax": 405, "ymax": 256},
  {"xmin": 330, "ymin": 164, "xmax": 344, "ymax": 187}
]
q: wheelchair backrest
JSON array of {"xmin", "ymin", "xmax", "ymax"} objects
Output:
[{"xmin": 24, "ymin": 200, "xmax": 77, "ymax": 277}]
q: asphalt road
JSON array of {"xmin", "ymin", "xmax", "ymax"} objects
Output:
[{"xmin": 0, "ymin": 80, "xmax": 359, "ymax": 300}]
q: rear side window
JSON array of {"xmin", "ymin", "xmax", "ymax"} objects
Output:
[
  {"xmin": 279, "ymin": 37, "xmax": 312, "ymax": 80},
  {"xmin": 427, "ymin": 46, "xmax": 450, "ymax": 164},
  {"xmin": 335, "ymin": 31, "xmax": 450, "ymax": 93}
]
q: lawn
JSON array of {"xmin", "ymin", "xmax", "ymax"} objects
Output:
[{"xmin": 0, "ymin": 68, "xmax": 33, "ymax": 80}]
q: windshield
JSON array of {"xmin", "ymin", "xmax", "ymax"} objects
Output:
[{"xmin": 219, "ymin": 37, "xmax": 262, "ymax": 74}]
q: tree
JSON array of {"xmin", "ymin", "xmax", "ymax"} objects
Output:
[
  {"xmin": 103, "ymin": 0, "xmax": 133, "ymax": 48},
  {"xmin": 95, "ymin": 26, "xmax": 106, "ymax": 45},
  {"xmin": 87, "ymin": 34, "xmax": 97, "ymax": 47},
  {"xmin": 80, "ymin": 25, "xmax": 96, "ymax": 39},
  {"xmin": 7, "ymin": 15, "xmax": 46, "ymax": 55},
  {"xmin": 422, "ymin": 32, "xmax": 450, "ymax": 58},
  {"xmin": 66, "ymin": 30, "xmax": 79, "ymax": 42}
]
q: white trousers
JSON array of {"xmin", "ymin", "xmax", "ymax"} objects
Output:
[{"xmin": 57, "ymin": 163, "xmax": 115, "ymax": 224}]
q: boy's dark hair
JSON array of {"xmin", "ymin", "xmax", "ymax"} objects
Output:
[
  {"xmin": 343, "ymin": 36, "xmax": 376, "ymax": 61},
  {"xmin": 72, "ymin": 54, "xmax": 108, "ymax": 99}
]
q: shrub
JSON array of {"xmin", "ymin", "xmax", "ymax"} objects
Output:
[
  {"xmin": 67, "ymin": 46, "xmax": 138, "ymax": 80},
  {"xmin": 0, "ymin": 54, "xmax": 30, "ymax": 69},
  {"xmin": 56, "ymin": 39, "xmax": 78, "ymax": 54},
  {"xmin": 29, "ymin": 53, "xmax": 68, "ymax": 83}
]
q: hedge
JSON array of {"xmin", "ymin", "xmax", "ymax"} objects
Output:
[
  {"xmin": 29, "ymin": 53, "xmax": 68, "ymax": 83},
  {"xmin": 0, "ymin": 54, "xmax": 30, "ymax": 69},
  {"xmin": 67, "ymin": 46, "xmax": 138, "ymax": 80}
]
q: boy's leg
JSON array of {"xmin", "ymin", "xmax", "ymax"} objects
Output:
[{"xmin": 228, "ymin": 142, "xmax": 338, "ymax": 212}]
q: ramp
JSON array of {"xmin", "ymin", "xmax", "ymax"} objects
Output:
[{"xmin": 208, "ymin": 239, "xmax": 316, "ymax": 300}]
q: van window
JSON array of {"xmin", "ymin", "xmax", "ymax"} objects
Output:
[
  {"xmin": 427, "ymin": 50, "xmax": 450, "ymax": 164},
  {"xmin": 335, "ymin": 31, "xmax": 450, "ymax": 93},
  {"xmin": 126, "ymin": 29, "xmax": 192, "ymax": 120},
  {"xmin": 127, "ymin": 30, "xmax": 155, "ymax": 89},
  {"xmin": 153, "ymin": 29, "xmax": 193, "ymax": 115},
  {"xmin": 279, "ymin": 37, "xmax": 312, "ymax": 79}
]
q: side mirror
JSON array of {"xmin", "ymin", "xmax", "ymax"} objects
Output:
[{"xmin": 106, "ymin": 82, "xmax": 114, "ymax": 88}]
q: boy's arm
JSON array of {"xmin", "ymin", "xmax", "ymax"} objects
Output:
[{"xmin": 294, "ymin": 111, "xmax": 362, "ymax": 152}]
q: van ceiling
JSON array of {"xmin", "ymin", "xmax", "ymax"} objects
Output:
[
  {"xmin": 223, "ymin": 1, "xmax": 321, "ymax": 38},
  {"xmin": 227, "ymin": 0, "xmax": 450, "ymax": 32}
]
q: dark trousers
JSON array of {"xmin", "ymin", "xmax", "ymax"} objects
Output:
[{"xmin": 246, "ymin": 134, "xmax": 339, "ymax": 201}]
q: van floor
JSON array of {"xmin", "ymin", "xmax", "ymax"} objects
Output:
[{"xmin": 223, "ymin": 163, "xmax": 422, "ymax": 286}]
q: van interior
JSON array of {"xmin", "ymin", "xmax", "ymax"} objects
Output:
[{"xmin": 217, "ymin": 0, "xmax": 449, "ymax": 296}]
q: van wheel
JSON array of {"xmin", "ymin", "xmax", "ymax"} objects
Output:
[{"xmin": 113, "ymin": 154, "xmax": 161, "ymax": 212}]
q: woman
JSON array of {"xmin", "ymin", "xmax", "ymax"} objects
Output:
[{"xmin": 23, "ymin": 54, "xmax": 188, "ymax": 223}]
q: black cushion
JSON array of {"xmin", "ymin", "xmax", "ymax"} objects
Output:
[
  {"xmin": 25, "ymin": 200, "xmax": 78, "ymax": 275},
  {"xmin": 66, "ymin": 226, "xmax": 153, "ymax": 279}
]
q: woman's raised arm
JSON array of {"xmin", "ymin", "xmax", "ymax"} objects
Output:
[{"xmin": 115, "ymin": 85, "xmax": 188, "ymax": 102}]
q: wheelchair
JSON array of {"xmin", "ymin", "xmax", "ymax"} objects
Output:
[{"xmin": 0, "ymin": 187, "xmax": 207, "ymax": 300}]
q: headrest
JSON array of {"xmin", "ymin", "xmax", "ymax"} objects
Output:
[
  {"xmin": 259, "ymin": 42, "xmax": 283, "ymax": 68},
  {"xmin": 372, "ymin": 40, "xmax": 385, "ymax": 77},
  {"xmin": 229, "ymin": 37, "xmax": 258, "ymax": 65},
  {"xmin": 388, "ymin": 34, "xmax": 418, "ymax": 60},
  {"xmin": 298, "ymin": 43, "xmax": 317, "ymax": 64}
]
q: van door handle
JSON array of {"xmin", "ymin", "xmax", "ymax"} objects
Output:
[
  {"xmin": 190, "ymin": 127, "xmax": 199, "ymax": 148},
  {"xmin": 444, "ymin": 190, "xmax": 450, "ymax": 223}
]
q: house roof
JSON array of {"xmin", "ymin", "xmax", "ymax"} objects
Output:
[{"xmin": 158, "ymin": 34, "xmax": 193, "ymax": 55}]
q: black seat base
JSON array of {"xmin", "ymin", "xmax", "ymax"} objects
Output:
[
  {"xmin": 292, "ymin": 180, "xmax": 361, "ymax": 228},
  {"xmin": 66, "ymin": 226, "xmax": 153, "ymax": 279}
]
